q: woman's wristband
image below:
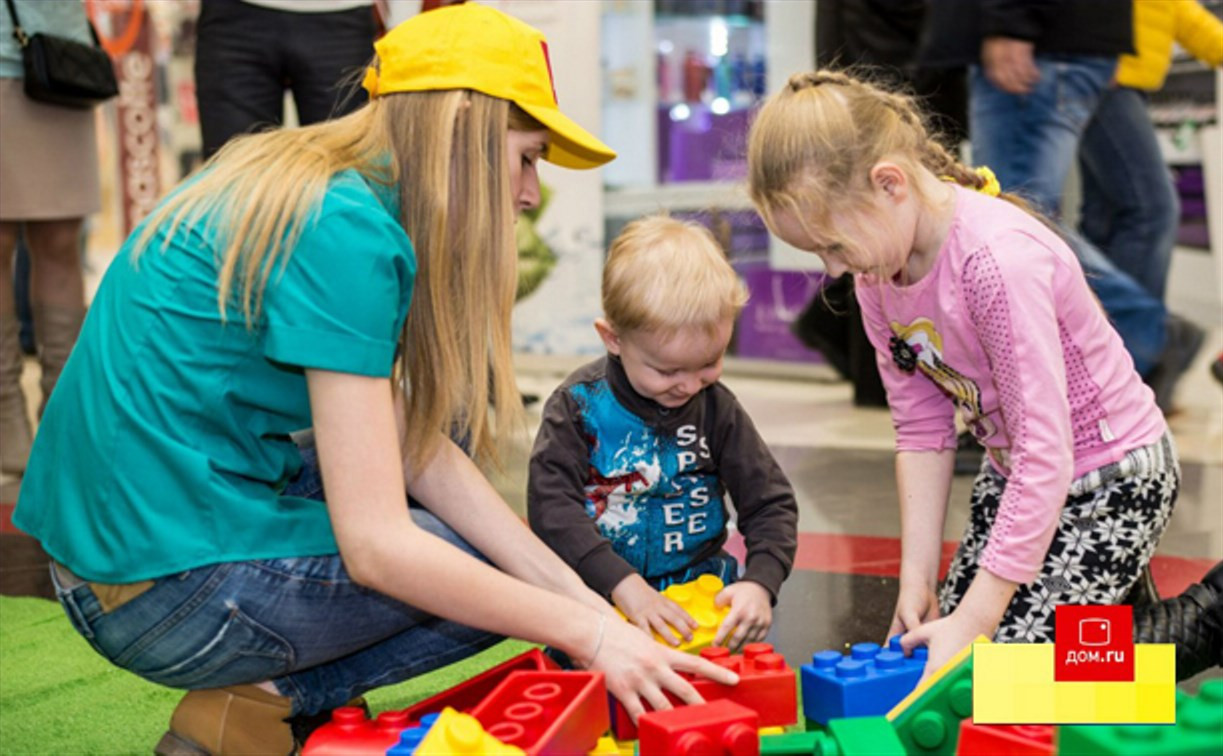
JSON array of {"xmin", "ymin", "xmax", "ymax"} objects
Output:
[{"xmin": 581, "ymin": 613, "xmax": 608, "ymax": 668}]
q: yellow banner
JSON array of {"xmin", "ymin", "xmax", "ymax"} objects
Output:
[{"xmin": 973, "ymin": 643, "xmax": 1175, "ymax": 724}]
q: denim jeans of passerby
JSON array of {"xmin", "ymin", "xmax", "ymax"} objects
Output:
[
  {"xmin": 1078, "ymin": 86, "xmax": 1180, "ymax": 302},
  {"xmin": 1063, "ymin": 228, "xmax": 1166, "ymax": 376},
  {"xmin": 970, "ymin": 57, "xmax": 1166, "ymax": 376},
  {"xmin": 194, "ymin": 0, "xmax": 376, "ymax": 158},
  {"xmin": 50, "ymin": 441, "xmax": 502, "ymax": 717}
]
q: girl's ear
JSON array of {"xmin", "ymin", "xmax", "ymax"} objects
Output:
[
  {"xmin": 870, "ymin": 162, "xmax": 908, "ymax": 202},
  {"xmin": 594, "ymin": 318, "xmax": 622, "ymax": 355}
]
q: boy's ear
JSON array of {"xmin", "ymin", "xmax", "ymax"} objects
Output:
[
  {"xmin": 594, "ymin": 318, "xmax": 622, "ymax": 355},
  {"xmin": 870, "ymin": 161, "xmax": 908, "ymax": 201}
]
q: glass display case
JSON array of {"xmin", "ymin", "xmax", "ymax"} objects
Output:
[{"xmin": 601, "ymin": 0, "xmax": 824, "ymax": 366}]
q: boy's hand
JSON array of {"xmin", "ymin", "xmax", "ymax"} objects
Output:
[
  {"xmin": 612, "ymin": 573, "xmax": 697, "ymax": 646},
  {"xmin": 713, "ymin": 581, "xmax": 772, "ymax": 652}
]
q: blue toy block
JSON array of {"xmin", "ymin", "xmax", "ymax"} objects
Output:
[
  {"xmin": 801, "ymin": 636, "xmax": 927, "ymax": 726},
  {"xmin": 386, "ymin": 711, "xmax": 439, "ymax": 755}
]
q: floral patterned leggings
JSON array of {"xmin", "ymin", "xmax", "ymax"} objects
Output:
[{"xmin": 938, "ymin": 434, "xmax": 1179, "ymax": 643}]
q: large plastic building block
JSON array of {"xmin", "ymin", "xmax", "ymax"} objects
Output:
[
  {"xmin": 886, "ymin": 639, "xmax": 981, "ymax": 756},
  {"xmin": 617, "ymin": 574, "xmax": 730, "ymax": 653},
  {"xmin": 609, "ymin": 642, "xmax": 798, "ymax": 739},
  {"xmin": 759, "ymin": 729, "xmax": 824, "ymax": 755},
  {"xmin": 386, "ymin": 712, "xmax": 439, "ymax": 756},
  {"xmin": 1056, "ymin": 679, "xmax": 1223, "ymax": 756},
  {"xmin": 414, "ymin": 707, "xmax": 524, "ymax": 755},
  {"xmin": 956, "ymin": 722, "xmax": 1054, "ymax": 756},
  {"xmin": 401, "ymin": 648, "xmax": 558, "ymax": 724},
  {"xmin": 638, "ymin": 699, "xmax": 760, "ymax": 756},
  {"xmin": 470, "ymin": 669, "xmax": 610, "ymax": 755},
  {"xmin": 801, "ymin": 636, "xmax": 927, "ymax": 725},
  {"xmin": 825, "ymin": 716, "xmax": 906, "ymax": 755},
  {"xmin": 302, "ymin": 707, "xmax": 411, "ymax": 756}
]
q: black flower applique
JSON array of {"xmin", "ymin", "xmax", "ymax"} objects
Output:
[{"xmin": 889, "ymin": 335, "xmax": 919, "ymax": 374}]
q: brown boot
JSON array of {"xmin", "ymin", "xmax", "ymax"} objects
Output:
[
  {"xmin": 31, "ymin": 304, "xmax": 85, "ymax": 417},
  {"xmin": 154, "ymin": 685, "xmax": 294, "ymax": 756},
  {"xmin": 0, "ymin": 314, "xmax": 32, "ymax": 475}
]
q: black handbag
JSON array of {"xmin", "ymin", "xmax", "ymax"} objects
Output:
[{"xmin": 4, "ymin": 0, "xmax": 118, "ymax": 109}]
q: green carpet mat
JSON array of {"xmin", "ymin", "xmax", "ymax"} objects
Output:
[{"xmin": 0, "ymin": 596, "xmax": 532, "ymax": 754}]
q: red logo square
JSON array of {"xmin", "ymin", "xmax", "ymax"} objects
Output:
[{"xmin": 1054, "ymin": 604, "xmax": 1134, "ymax": 682}]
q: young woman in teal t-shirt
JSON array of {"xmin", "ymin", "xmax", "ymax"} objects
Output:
[{"xmin": 14, "ymin": 5, "xmax": 737, "ymax": 752}]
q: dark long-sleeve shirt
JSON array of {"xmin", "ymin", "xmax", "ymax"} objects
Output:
[{"xmin": 528, "ymin": 356, "xmax": 798, "ymax": 601}]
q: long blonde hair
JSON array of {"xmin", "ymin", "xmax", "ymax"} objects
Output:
[
  {"xmin": 133, "ymin": 92, "xmax": 539, "ymax": 469},
  {"xmin": 747, "ymin": 69, "xmax": 1037, "ymax": 259}
]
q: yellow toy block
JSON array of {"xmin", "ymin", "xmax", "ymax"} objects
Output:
[
  {"xmin": 588, "ymin": 735, "xmax": 620, "ymax": 755},
  {"xmin": 759, "ymin": 726, "xmax": 786, "ymax": 735},
  {"xmin": 414, "ymin": 707, "xmax": 524, "ymax": 755},
  {"xmin": 617, "ymin": 574, "xmax": 730, "ymax": 653},
  {"xmin": 972, "ymin": 643, "xmax": 1175, "ymax": 724}
]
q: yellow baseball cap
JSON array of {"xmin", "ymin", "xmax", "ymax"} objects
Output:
[{"xmin": 362, "ymin": 2, "xmax": 616, "ymax": 170}]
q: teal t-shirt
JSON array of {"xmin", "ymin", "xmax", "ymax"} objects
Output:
[{"xmin": 13, "ymin": 170, "xmax": 415, "ymax": 582}]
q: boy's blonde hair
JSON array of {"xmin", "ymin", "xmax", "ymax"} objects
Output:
[
  {"xmin": 603, "ymin": 215, "xmax": 748, "ymax": 337},
  {"xmin": 132, "ymin": 92, "xmax": 543, "ymax": 471},
  {"xmin": 747, "ymin": 70, "xmax": 1035, "ymax": 263}
]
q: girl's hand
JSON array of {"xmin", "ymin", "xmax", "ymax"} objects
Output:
[
  {"xmin": 899, "ymin": 609, "xmax": 986, "ymax": 682},
  {"xmin": 587, "ymin": 616, "xmax": 739, "ymax": 724},
  {"xmin": 713, "ymin": 581, "xmax": 772, "ymax": 652},
  {"xmin": 612, "ymin": 574, "xmax": 697, "ymax": 646},
  {"xmin": 887, "ymin": 579, "xmax": 941, "ymax": 639}
]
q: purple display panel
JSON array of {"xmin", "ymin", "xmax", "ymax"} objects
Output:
[
  {"xmin": 733, "ymin": 262, "xmax": 827, "ymax": 364},
  {"xmin": 658, "ymin": 105, "xmax": 754, "ymax": 183}
]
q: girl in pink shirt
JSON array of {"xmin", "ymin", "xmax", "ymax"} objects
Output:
[{"xmin": 746, "ymin": 70, "xmax": 1178, "ymax": 675}]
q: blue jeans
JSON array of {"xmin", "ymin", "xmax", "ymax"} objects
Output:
[
  {"xmin": 1078, "ymin": 87, "xmax": 1180, "ymax": 301},
  {"xmin": 50, "ymin": 444, "xmax": 502, "ymax": 716},
  {"xmin": 970, "ymin": 56, "xmax": 1166, "ymax": 376},
  {"xmin": 647, "ymin": 552, "xmax": 741, "ymax": 592}
]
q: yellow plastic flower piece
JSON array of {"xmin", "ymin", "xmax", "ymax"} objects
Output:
[{"xmin": 973, "ymin": 165, "xmax": 1001, "ymax": 197}]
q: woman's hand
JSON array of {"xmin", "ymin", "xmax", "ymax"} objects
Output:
[
  {"xmin": 714, "ymin": 581, "xmax": 772, "ymax": 652},
  {"xmin": 586, "ymin": 616, "xmax": 739, "ymax": 724},
  {"xmin": 612, "ymin": 574, "xmax": 697, "ymax": 647},
  {"xmin": 887, "ymin": 579, "xmax": 941, "ymax": 639}
]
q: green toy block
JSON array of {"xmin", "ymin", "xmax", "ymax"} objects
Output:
[
  {"xmin": 888, "ymin": 647, "xmax": 974, "ymax": 755},
  {"xmin": 1057, "ymin": 679, "xmax": 1223, "ymax": 755},
  {"xmin": 823, "ymin": 717, "xmax": 906, "ymax": 755},
  {"xmin": 761, "ymin": 729, "xmax": 827, "ymax": 755}
]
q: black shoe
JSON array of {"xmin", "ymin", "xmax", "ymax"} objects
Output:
[
  {"xmin": 1133, "ymin": 561, "xmax": 1223, "ymax": 681},
  {"xmin": 1120, "ymin": 563, "xmax": 1161, "ymax": 607},
  {"xmin": 1146, "ymin": 314, "xmax": 1206, "ymax": 413},
  {"xmin": 1212, "ymin": 353, "xmax": 1223, "ymax": 386},
  {"xmin": 954, "ymin": 430, "xmax": 984, "ymax": 476}
]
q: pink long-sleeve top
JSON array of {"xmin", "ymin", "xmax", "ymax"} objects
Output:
[{"xmin": 856, "ymin": 186, "xmax": 1167, "ymax": 585}]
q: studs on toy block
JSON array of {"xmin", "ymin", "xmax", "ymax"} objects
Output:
[
  {"xmin": 301, "ymin": 707, "xmax": 411, "ymax": 755},
  {"xmin": 470, "ymin": 670, "xmax": 609, "ymax": 755},
  {"xmin": 608, "ymin": 642, "xmax": 797, "ymax": 740},
  {"xmin": 616, "ymin": 575, "xmax": 730, "ymax": 653},
  {"xmin": 638, "ymin": 699, "xmax": 760, "ymax": 756},
  {"xmin": 887, "ymin": 640, "xmax": 980, "ymax": 756},
  {"xmin": 1056, "ymin": 679, "xmax": 1223, "ymax": 756},
  {"xmin": 414, "ymin": 707, "xmax": 524, "ymax": 755},
  {"xmin": 801, "ymin": 636, "xmax": 927, "ymax": 726},
  {"xmin": 387, "ymin": 712, "xmax": 440, "ymax": 756}
]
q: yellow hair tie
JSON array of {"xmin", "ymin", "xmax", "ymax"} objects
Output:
[
  {"xmin": 940, "ymin": 166, "xmax": 1001, "ymax": 197},
  {"xmin": 362, "ymin": 66, "xmax": 379, "ymax": 99}
]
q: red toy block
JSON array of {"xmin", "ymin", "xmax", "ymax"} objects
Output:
[
  {"xmin": 638, "ymin": 699, "xmax": 760, "ymax": 756},
  {"xmin": 301, "ymin": 707, "xmax": 410, "ymax": 756},
  {"xmin": 400, "ymin": 647, "xmax": 558, "ymax": 724},
  {"xmin": 957, "ymin": 722, "xmax": 1055, "ymax": 756},
  {"xmin": 610, "ymin": 643, "xmax": 797, "ymax": 739},
  {"xmin": 471, "ymin": 670, "xmax": 610, "ymax": 755}
]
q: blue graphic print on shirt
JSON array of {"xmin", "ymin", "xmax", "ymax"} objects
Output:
[{"xmin": 570, "ymin": 380, "xmax": 726, "ymax": 579}]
